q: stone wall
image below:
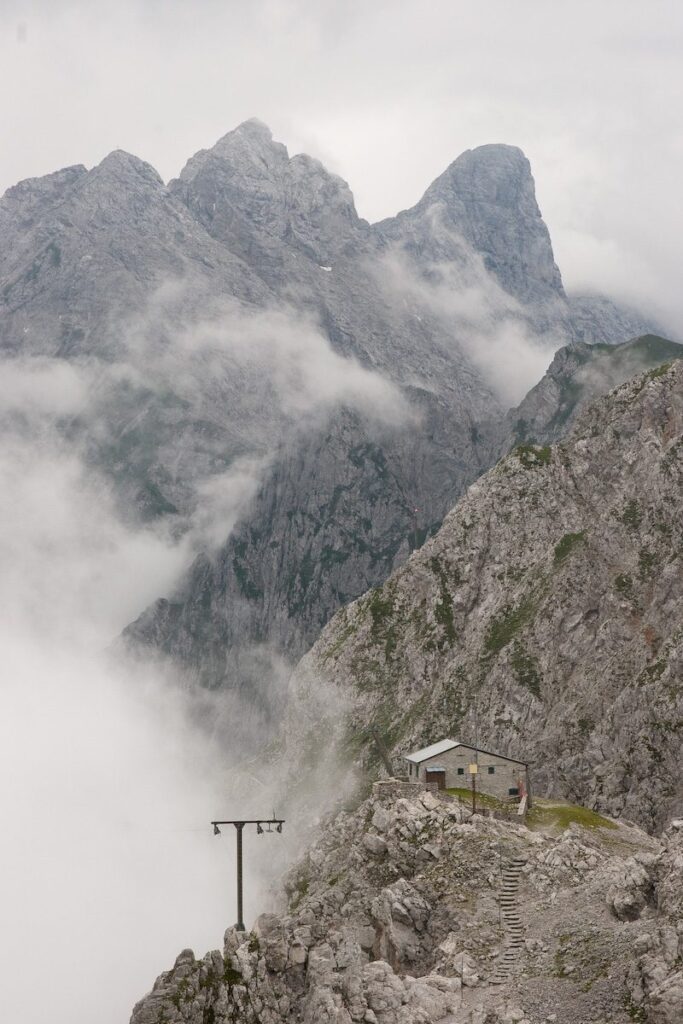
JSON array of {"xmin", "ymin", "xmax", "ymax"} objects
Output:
[{"xmin": 409, "ymin": 744, "xmax": 528, "ymax": 801}]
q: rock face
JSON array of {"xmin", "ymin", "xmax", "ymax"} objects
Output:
[
  {"xmin": 501, "ymin": 334, "xmax": 683, "ymax": 451},
  {"xmin": 569, "ymin": 293, "xmax": 659, "ymax": 346},
  {"xmin": 130, "ymin": 782, "xmax": 682, "ymax": 1024},
  {"xmin": 170, "ymin": 118, "xmax": 367, "ymax": 268},
  {"xmin": 380, "ymin": 144, "xmax": 566, "ymax": 311},
  {"xmin": 0, "ymin": 119, "xmax": 663, "ymax": 691},
  {"xmin": 124, "ymin": 334, "xmax": 681, "ymax": 694},
  {"xmin": 287, "ymin": 362, "xmax": 683, "ymax": 832}
]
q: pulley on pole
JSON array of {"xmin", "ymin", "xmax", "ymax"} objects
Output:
[{"xmin": 211, "ymin": 817, "xmax": 285, "ymax": 931}]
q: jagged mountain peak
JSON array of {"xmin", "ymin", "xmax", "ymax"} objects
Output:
[
  {"xmin": 377, "ymin": 140, "xmax": 566, "ymax": 309},
  {"xmin": 422, "ymin": 142, "xmax": 532, "ymax": 203},
  {"xmin": 233, "ymin": 115, "xmax": 274, "ymax": 137},
  {"xmin": 419, "ymin": 143, "xmax": 542, "ymax": 226},
  {"xmin": 206, "ymin": 117, "xmax": 289, "ymax": 170},
  {"xmin": 91, "ymin": 149, "xmax": 164, "ymax": 186},
  {"xmin": 503, "ymin": 332, "xmax": 683, "ymax": 450},
  {"xmin": 1, "ymin": 163, "xmax": 87, "ymax": 205},
  {"xmin": 170, "ymin": 118, "xmax": 362, "ymax": 264}
]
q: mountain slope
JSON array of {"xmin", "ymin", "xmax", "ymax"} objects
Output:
[
  {"xmin": 287, "ymin": 361, "xmax": 683, "ymax": 832},
  {"xmin": 378, "ymin": 143, "xmax": 566, "ymax": 311},
  {"xmin": 0, "ymin": 120, "xmax": 663, "ymax": 693},
  {"xmin": 126, "ymin": 335, "xmax": 681, "ymax": 694},
  {"xmin": 130, "ymin": 782, "xmax": 683, "ymax": 1024},
  {"xmin": 503, "ymin": 334, "xmax": 683, "ymax": 449}
]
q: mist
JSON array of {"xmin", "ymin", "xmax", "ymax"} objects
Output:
[
  {"xmin": 0, "ymin": 444, "xmax": 226, "ymax": 1023},
  {"xmin": 0, "ymin": 294, "xmax": 398, "ymax": 1023},
  {"xmin": 375, "ymin": 242, "xmax": 559, "ymax": 406}
]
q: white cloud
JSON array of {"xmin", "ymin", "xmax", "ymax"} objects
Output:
[
  {"xmin": 0, "ymin": 409, "xmax": 341, "ymax": 1024},
  {"xmin": 0, "ymin": 290, "xmax": 383, "ymax": 1024},
  {"xmin": 375, "ymin": 243, "xmax": 557, "ymax": 406},
  {"xmin": 0, "ymin": 357, "xmax": 90, "ymax": 417},
  {"xmin": 124, "ymin": 289, "xmax": 411, "ymax": 427}
]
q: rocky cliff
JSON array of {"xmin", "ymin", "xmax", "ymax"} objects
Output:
[
  {"xmin": 123, "ymin": 335, "xmax": 681, "ymax": 698},
  {"xmin": 286, "ymin": 361, "xmax": 683, "ymax": 833},
  {"xmin": 130, "ymin": 782, "xmax": 683, "ymax": 1024},
  {"xmin": 502, "ymin": 335, "xmax": 683, "ymax": 451},
  {"xmin": 0, "ymin": 120, "xmax": 661, "ymax": 689}
]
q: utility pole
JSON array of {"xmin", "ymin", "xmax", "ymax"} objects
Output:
[
  {"xmin": 469, "ymin": 694, "xmax": 479, "ymax": 814},
  {"xmin": 211, "ymin": 817, "xmax": 285, "ymax": 931}
]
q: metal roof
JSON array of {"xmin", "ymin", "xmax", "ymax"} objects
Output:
[
  {"xmin": 404, "ymin": 738, "xmax": 459, "ymax": 763},
  {"xmin": 404, "ymin": 738, "xmax": 527, "ymax": 766}
]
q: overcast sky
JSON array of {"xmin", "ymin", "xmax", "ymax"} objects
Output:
[{"xmin": 2, "ymin": 1, "xmax": 682, "ymax": 327}]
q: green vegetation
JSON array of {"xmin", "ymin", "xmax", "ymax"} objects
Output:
[
  {"xmin": 510, "ymin": 640, "xmax": 542, "ymax": 698},
  {"xmin": 514, "ymin": 444, "xmax": 552, "ymax": 469},
  {"xmin": 288, "ymin": 874, "xmax": 310, "ymax": 911},
  {"xmin": 368, "ymin": 585, "xmax": 399, "ymax": 659},
  {"xmin": 320, "ymin": 546, "xmax": 349, "ymax": 569},
  {"xmin": 368, "ymin": 587, "xmax": 394, "ymax": 629},
  {"xmin": 223, "ymin": 965, "xmax": 243, "ymax": 987},
  {"xmin": 638, "ymin": 548, "xmax": 658, "ymax": 579},
  {"xmin": 624, "ymin": 995, "xmax": 647, "ymax": 1022},
  {"xmin": 527, "ymin": 799, "xmax": 618, "ymax": 833},
  {"xmin": 232, "ymin": 556, "xmax": 263, "ymax": 601},
  {"xmin": 484, "ymin": 594, "xmax": 539, "ymax": 656},
  {"xmin": 620, "ymin": 500, "xmax": 642, "ymax": 530},
  {"xmin": 614, "ymin": 573, "xmax": 634, "ymax": 596},
  {"xmin": 445, "ymin": 787, "xmax": 507, "ymax": 810},
  {"xmin": 430, "ymin": 556, "xmax": 457, "ymax": 647},
  {"xmin": 321, "ymin": 612, "xmax": 359, "ymax": 662},
  {"xmin": 618, "ymin": 334, "xmax": 682, "ymax": 363},
  {"xmin": 641, "ymin": 657, "xmax": 667, "ymax": 683},
  {"xmin": 170, "ymin": 978, "xmax": 193, "ymax": 1010},
  {"xmin": 661, "ymin": 437, "xmax": 683, "ymax": 477},
  {"xmin": 553, "ymin": 531, "xmax": 586, "ymax": 564},
  {"xmin": 645, "ymin": 362, "xmax": 672, "ymax": 380}
]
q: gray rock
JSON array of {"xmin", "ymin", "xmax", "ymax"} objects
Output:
[
  {"xmin": 287, "ymin": 362, "xmax": 683, "ymax": 832},
  {"xmin": 131, "ymin": 783, "xmax": 683, "ymax": 1024}
]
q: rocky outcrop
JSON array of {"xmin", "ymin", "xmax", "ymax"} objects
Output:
[
  {"xmin": 130, "ymin": 782, "xmax": 681, "ymax": 1024},
  {"xmin": 170, "ymin": 118, "xmax": 367, "ymax": 268},
  {"xmin": 1, "ymin": 119, "xmax": 664, "ymax": 693},
  {"xmin": 500, "ymin": 334, "xmax": 683, "ymax": 451},
  {"xmin": 569, "ymin": 293, "xmax": 659, "ymax": 346},
  {"xmin": 379, "ymin": 144, "xmax": 566, "ymax": 313},
  {"xmin": 125, "ymin": 334, "xmax": 681, "ymax": 693},
  {"xmin": 287, "ymin": 362, "xmax": 683, "ymax": 832}
]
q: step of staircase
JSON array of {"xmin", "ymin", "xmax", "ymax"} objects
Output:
[{"xmin": 494, "ymin": 858, "xmax": 527, "ymax": 983}]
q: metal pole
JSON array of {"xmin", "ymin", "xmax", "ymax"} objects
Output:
[
  {"xmin": 235, "ymin": 823, "xmax": 245, "ymax": 931},
  {"xmin": 211, "ymin": 818, "xmax": 284, "ymax": 933}
]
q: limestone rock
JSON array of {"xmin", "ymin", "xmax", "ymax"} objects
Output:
[
  {"xmin": 131, "ymin": 783, "xmax": 680, "ymax": 1024},
  {"xmin": 288, "ymin": 362, "xmax": 683, "ymax": 831}
]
